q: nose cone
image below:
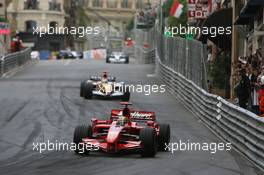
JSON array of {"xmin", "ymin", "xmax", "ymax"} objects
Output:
[{"xmin": 106, "ymin": 125, "xmax": 123, "ymax": 143}]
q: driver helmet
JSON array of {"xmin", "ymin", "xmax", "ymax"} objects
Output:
[
  {"xmin": 102, "ymin": 72, "xmax": 108, "ymax": 83},
  {"xmin": 117, "ymin": 115, "xmax": 128, "ymax": 126}
]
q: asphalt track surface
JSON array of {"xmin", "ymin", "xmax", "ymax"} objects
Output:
[{"xmin": 0, "ymin": 59, "xmax": 262, "ymax": 175}]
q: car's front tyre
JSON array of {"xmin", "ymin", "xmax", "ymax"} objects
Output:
[
  {"xmin": 139, "ymin": 128, "xmax": 157, "ymax": 157},
  {"xmin": 106, "ymin": 57, "xmax": 110, "ymax": 63},
  {"xmin": 158, "ymin": 124, "xmax": 170, "ymax": 151},
  {"xmin": 73, "ymin": 125, "xmax": 92, "ymax": 154},
  {"xmin": 83, "ymin": 82, "xmax": 93, "ymax": 99},
  {"xmin": 80, "ymin": 81, "xmax": 86, "ymax": 97}
]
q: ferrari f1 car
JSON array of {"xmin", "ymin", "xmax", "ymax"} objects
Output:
[
  {"xmin": 80, "ymin": 72, "xmax": 130, "ymax": 101},
  {"xmin": 73, "ymin": 102, "xmax": 170, "ymax": 157},
  {"xmin": 106, "ymin": 52, "xmax": 129, "ymax": 64}
]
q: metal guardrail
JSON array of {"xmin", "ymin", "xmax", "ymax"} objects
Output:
[
  {"xmin": 0, "ymin": 48, "xmax": 31, "ymax": 77},
  {"xmin": 156, "ymin": 57, "xmax": 264, "ymax": 171},
  {"xmin": 136, "ymin": 48, "xmax": 155, "ymax": 64},
  {"xmin": 136, "ymin": 26, "xmax": 264, "ymax": 172}
]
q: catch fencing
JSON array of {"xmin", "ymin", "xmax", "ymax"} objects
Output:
[
  {"xmin": 0, "ymin": 48, "xmax": 31, "ymax": 76},
  {"xmin": 154, "ymin": 29, "xmax": 264, "ymax": 171},
  {"xmin": 134, "ymin": 28, "xmax": 156, "ymax": 64},
  {"xmin": 156, "ymin": 30, "xmax": 207, "ymax": 89}
]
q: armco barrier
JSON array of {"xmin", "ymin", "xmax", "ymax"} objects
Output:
[
  {"xmin": 0, "ymin": 48, "xmax": 31, "ymax": 77},
  {"xmin": 157, "ymin": 57, "xmax": 264, "ymax": 171},
  {"xmin": 139, "ymin": 49, "xmax": 155, "ymax": 64}
]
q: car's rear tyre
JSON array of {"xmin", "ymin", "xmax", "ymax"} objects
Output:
[
  {"xmin": 125, "ymin": 57, "xmax": 129, "ymax": 64},
  {"xmin": 121, "ymin": 87, "xmax": 130, "ymax": 101},
  {"xmin": 158, "ymin": 124, "xmax": 170, "ymax": 151},
  {"xmin": 139, "ymin": 128, "xmax": 157, "ymax": 157},
  {"xmin": 73, "ymin": 125, "xmax": 92, "ymax": 154},
  {"xmin": 80, "ymin": 81, "xmax": 86, "ymax": 97},
  {"xmin": 83, "ymin": 82, "xmax": 93, "ymax": 99}
]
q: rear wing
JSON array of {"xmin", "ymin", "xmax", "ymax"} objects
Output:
[{"xmin": 111, "ymin": 109, "xmax": 156, "ymax": 122}]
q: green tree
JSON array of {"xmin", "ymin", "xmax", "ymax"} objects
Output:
[{"xmin": 126, "ymin": 18, "xmax": 134, "ymax": 31}]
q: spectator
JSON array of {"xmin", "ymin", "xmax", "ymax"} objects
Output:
[
  {"xmin": 11, "ymin": 36, "xmax": 24, "ymax": 53},
  {"xmin": 249, "ymin": 69, "xmax": 259, "ymax": 114},
  {"xmin": 235, "ymin": 48, "xmax": 264, "ymax": 116},
  {"xmin": 234, "ymin": 69, "xmax": 250, "ymax": 109},
  {"xmin": 258, "ymin": 76, "xmax": 264, "ymax": 117}
]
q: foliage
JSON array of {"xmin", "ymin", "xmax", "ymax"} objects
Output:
[
  {"xmin": 209, "ymin": 52, "xmax": 231, "ymax": 90},
  {"xmin": 126, "ymin": 18, "xmax": 134, "ymax": 31},
  {"xmin": 0, "ymin": 18, "xmax": 8, "ymax": 22}
]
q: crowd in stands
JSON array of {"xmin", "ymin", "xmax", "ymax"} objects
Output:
[{"xmin": 234, "ymin": 48, "xmax": 264, "ymax": 117}]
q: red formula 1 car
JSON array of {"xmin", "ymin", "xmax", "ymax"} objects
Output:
[{"xmin": 73, "ymin": 102, "xmax": 170, "ymax": 157}]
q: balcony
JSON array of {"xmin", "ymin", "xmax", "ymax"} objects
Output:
[
  {"xmin": 49, "ymin": 2, "xmax": 61, "ymax": 11},
  {"xmin": 24, "ymin": 1, "xmax": 39, "ymax": 10},
  {"xmin": 235, "ymin": 0, "xmax": 264, "ymax": 25}
]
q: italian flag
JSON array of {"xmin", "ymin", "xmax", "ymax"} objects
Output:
[{"xmin": 170, "ymin": 0, "xmax": 184, "ymax": 18}]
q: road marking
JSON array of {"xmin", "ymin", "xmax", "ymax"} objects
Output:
[
  {"xmin": 65, "ymin": 60, "xmax": 71, "ymax": 66},
  {"xmin": 147, "ymin": 74, "xmax": 155, "ymax": 78}
]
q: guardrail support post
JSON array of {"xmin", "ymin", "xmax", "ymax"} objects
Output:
[{"xmin": 1, "ymin": 56, "xmax": 4, "ymax": 76}]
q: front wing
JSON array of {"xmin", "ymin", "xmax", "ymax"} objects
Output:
[
  {"xmin": 82, "ymin": 138, "xmax": 141, "ymax": 152},
  {"xmin": 92, "ymin": 90, "xmax": 124, "ymax": 97}
]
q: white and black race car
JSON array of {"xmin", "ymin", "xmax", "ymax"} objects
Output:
[
  {"xmin": 106, "ymin": 52, "xmax": 129, "ymax": 64},
  {"xmin": 80, "ymin": 72, "xmax": 130, "ymax": 101}
]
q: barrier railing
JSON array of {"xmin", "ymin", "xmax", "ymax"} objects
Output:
[
  {"xmin": 157, "ymin": 57, "xmax": 264, "ymax": 171},
  {"xmin": 0, "ymin": 48, "xmax": 31, "ymax": 77}
]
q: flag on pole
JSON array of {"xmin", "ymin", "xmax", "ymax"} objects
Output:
[{"xmin": 170, "ymin": 0, "xmax": 184, "ymax": 18}]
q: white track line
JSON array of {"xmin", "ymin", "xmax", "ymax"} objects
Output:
[{"xmin": 64, "ymin": 60, "xmax": 71, "ymax": 66}]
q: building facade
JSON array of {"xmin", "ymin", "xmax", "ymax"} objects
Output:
[
  {"xmin": 234, "ymin": 0, "xmax": 264, "ymax": 56},
  {"xmin": 0, "ymin": 0, "xmax": 10, "ymax": 55},
  {"xmin": 7, "ymin": 0, "xmax": 66, "ymax": 51},
  {"xmin": 84, "ymin": 0, "xmax": 150, "ymax": 50}
]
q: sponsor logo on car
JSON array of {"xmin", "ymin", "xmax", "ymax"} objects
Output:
[{"xmin": 131, "ymin": 112, "xmax": 153, "ymax": 120}]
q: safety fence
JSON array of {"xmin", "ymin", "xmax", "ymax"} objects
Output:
[
  {"xmin": 155, "ymin": 32, "xmax": 264, "ymax": 171},
  {"xmin": 0, "ymin": 48, "xmax": 31, "ymax": 77},
  {"xmin": 134, "ymin": 28, "xmax": 156, "ymax": 64},
  {"xmin": 156, "ymin": 30, "xmax": 207, "ymax": 89}
]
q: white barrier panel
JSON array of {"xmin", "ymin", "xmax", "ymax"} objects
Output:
[{"xmin": 83, "ymin": 49, "xmax": 106, "ymax": 60}]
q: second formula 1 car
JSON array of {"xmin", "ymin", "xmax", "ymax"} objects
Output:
[
  {"xmin": 80, "ymin": 72, "xmax": 130, "ymax": 101},
  {"xmin": 106, "ymin": 52, "xmax": 129, "ymax": 64},
  {"xmin": 73, "ymin": 102, "xmax": 171, "ymax": 157}
]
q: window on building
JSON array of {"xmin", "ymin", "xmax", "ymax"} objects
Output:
[
  {"xmin": 25, "ymin": 20, "xmax": 37, "ymax": 32},
  {"xmin": 93, "ymin": 0, "xmax": 102, "ymax": 7},
  {"xmin": 49, "ymin": 0, "xmax": 61, "ymax": 11},
  {"xmin": 49, "ymin": 21, "xmax": 58, "ymax": 33},
  {"xmin": 24, "ymin": 0, "xmax": 39, "ymax": 10},
  {"xmin": 121, "ymin": 0, "xmax": 130, "ymax": 8},
  {"xmin": 256, "ymin": 8, "xmax": 263, "ymax": 27},
  {"xmin": 107, "ymin": 0, "xmax": 116, "ymax": 8},
  {"xmin": 136, "ymin": 0, "xmax": 144, "ymax": 9}
]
